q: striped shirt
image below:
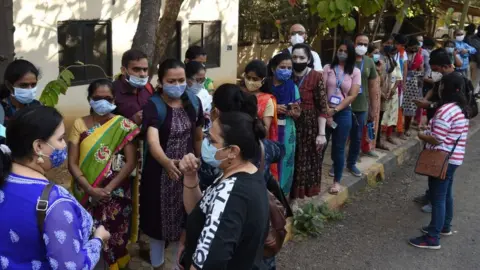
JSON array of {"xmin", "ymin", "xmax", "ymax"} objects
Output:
[{"xmin": 427, "ymin": 103, "xmax": 469, "ymax": 165}]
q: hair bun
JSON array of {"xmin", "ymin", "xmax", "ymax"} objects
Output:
[{"xmin": 252, "ymin": 117, "xmax": 266, "ymax": 141}]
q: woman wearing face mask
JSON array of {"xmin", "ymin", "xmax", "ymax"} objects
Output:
[
  {"xmin": 289, "ymin": 43, "xmax": 327, "ymax": 199},
  {"xmin": 367, "ymin": 44, "xmax": 390, "ymax": 150},
  {"xmin": 380, "ymin": 40, "xmax": 403, "ymax": 147},
  {"xmin": 444, "ymin": 40, "xmax": 463, "ymax": 68},
  {"xmin": 140, "ymin": 59, "xmax": 204, "ymax": 269},
  {"xmin": 0, "ymin": 59, "xmax": 41, "ymax": 125},
  {"xmin": 178, "ymin": 111, "xmax": 269, "ymax": 270},
  {"xmin": 322, "ymin": 41, "xmax": 361, "ymax": 194},
  {"xmin": 68, "ymin": 79, "xmax": 140, "ymax": 269},
  {"xmin": 185, "ymin": 61, "xmax": 212, "ymax": 131},
  {"xmin": 243, "ymin": 60, "xmax": 278, "ymax": 141},
  {"xmin": 0, "ymin": 105, "xmax": 110, "ymax": 269},
  {"xmin": 267, "ymin": 53, "xmax": 300, "ymax": 196},
  {"xmin": 400, "ymin": 38, "xmax": 424, "ymax": 138}
]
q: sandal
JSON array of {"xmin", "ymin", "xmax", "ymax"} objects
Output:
[
  {"xmin": 377, "ymin": 142, "xmax": 390, "ymax": 150},
  {"xmin": 329, "ymin": 183, "xmax": 340, "ymax": 195},
  {"xmin": 398, "ymin": 133, "xmax": 408, "ymax": 140},
  {"xmin": 405, "ymin": 131, "xmax": 412, "ymax": 137}
]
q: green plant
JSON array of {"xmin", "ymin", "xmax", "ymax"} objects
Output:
[
  {"xmin": 293, "ymin": 203, "xmax": 344, "ymax": 238},
  {"xmin": 40, "ymin": 62, "xmax": 111, "ymax": 107}
]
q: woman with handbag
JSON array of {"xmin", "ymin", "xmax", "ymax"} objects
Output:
[{"xmin": 409, "ymin": 72, "xmax": 469, "ymax": 250}]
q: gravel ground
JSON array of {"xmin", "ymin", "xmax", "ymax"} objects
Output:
[{"xmin": 276, "ymin": 131, "xmax": 480, "ymax": 270}]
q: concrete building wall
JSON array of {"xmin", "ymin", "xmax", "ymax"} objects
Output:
[{"xmin": 13, "ymin": 0, "xmax": 238, "ymax": 126}]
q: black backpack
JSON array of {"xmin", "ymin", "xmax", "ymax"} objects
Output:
[{"xmin": 461, "ymin": 76, "xmax": 478, "ymax": 119}]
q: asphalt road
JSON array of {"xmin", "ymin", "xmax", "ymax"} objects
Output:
[{"xmin": 277, "ymin": 131, "xmax": 480, "ymax": 270}]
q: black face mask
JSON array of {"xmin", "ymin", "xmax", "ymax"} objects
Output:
[{"xmin": 293, "ymin": 62, "xmax": 308, "ymax": 72}]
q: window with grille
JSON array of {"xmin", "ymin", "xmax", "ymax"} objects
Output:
[
  {"xmin": 57, "ymin": 20, "xmax": 112, "ymax": 86},
  {"xmin": 188, "ymin": 21, "xmax": 221, "ymax": 68}
]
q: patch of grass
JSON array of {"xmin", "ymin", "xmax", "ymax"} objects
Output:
[{"xmin": 293, "ymin": 203, "xmax": 344, "ymax": 238}]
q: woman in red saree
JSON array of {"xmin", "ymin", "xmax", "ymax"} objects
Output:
[{"xmin": 68, "ymin": 79, "xmax": 140, "ymax": 269}]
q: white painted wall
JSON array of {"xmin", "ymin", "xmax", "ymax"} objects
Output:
[{"xmin": 13, "ymin": 0, "xmax": 239, "ymax": 126}]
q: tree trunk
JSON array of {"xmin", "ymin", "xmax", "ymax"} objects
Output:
[
  {"xmin": 149, "ymin": 0, "xmax": 184, "ymax": 78},
  {"xmin": 459, "ymin": 0, "xmax": 471, "ymax": 29},
  {"xmin": 131, "ymin": 0, "xmax": 162, "ymax": 62},
  {"xmin": 391, "ymin": 0, "xmax": 411, "ymax": 34},
  {"xmin": 372, "ymin": 0, "xmax": 387, "ymax": 41}
]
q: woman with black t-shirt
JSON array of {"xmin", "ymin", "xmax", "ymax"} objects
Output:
[{"xmin": 178, "ymin": 111, "xmax": 269, "ymax": 269}]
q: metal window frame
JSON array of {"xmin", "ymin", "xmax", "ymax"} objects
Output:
[
  {"xmin": 57, "ymin": 19, "xmax": 113, "ymax": 86},
  {"xmin": 189, "ymin": 20, "xmax": 221, "ymax": 68}
]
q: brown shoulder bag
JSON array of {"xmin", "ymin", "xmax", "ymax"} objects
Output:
[
  {"xmin": 414, "ymin": 138, "xmax": 460, "ymax": 180},
  {"xmin": 259, "ymin": 141, "xmax": 287, "ymax": 257}
]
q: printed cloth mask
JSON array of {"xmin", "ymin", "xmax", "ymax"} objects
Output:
[
  {"xmin": 275, "ymin": 69, "xmax": 292, "ymax": 81},
  {"xmin": 188, "ymin": 82, "xmax": 204, "ymax": 95},
  {"xmin": 127, "ymin": 74, "xmax": 149, "ymax": 88},
  {"xmin": 90, "ymin": 99, "xmax": 116, "ymax": 116},
  {"xmin": 446, "ymin": 47, "xmax": 455, "ymax": 54},
  {"xmin": 293, "ymin": 62, "xmax": 308, "ymax": 73},
  {"xmin": 373, "ymin": 54, "xmax": 381, "ymax": 63},
  {"xmin": 244, "ymin": 78, "xmax": 263, "ymax": 92},
  {"xmin": 13, "ymin": 87, "xmax": 37, "ymax": 104},
  {"xmin": 40, "ymin": 143, "xmax": 68, "ymax": 168},
  {"xmin": 163, "ymin": 83, "xmax": 187, "ymax": 99},
  {"xmin": 201, "ymin": 138, "xmax": 227, "ymax": 168},
  {"xmin": 337, "ymin": 52, "xmax": 348, "ymax": 61},
  {"xmin": 455, "ymin": 35, "xmax": 465, "ymax": 42},
  {"xmin": 290, "ymin": 34, "xmax": 305, "ymax": 46},
  {"xmin": 355, "ymin": 45, "xmax": 368, "ymax": 56}
]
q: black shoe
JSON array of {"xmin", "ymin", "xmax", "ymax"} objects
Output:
[{"xmin": 413, "ymin": 194, "xmax": 428, "ymax": 205}]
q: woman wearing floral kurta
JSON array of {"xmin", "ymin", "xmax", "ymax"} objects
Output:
[
  {"xmin": 69, "ymin": 79, "xmax": 140, "ymax": 269},
  {"xmin": 290, "ymin": 43, "xmax": 328, "ymax": 199},
  {"xmin": 0, "ymin": 105, "xmax": 108, "ymax": 270}
]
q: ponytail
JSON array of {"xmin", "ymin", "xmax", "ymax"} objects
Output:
[{"xmin": 0, "ymin": 145, "xmax": 12, "ymax": 186}]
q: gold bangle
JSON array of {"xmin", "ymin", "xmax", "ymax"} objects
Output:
[{"xmin": 184, "ymin": 180, "xmax": 199, "ymax": 189}]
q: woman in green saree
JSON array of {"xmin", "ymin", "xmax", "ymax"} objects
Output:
[{"xmin": 68, "ymin": 79, "xmax": 140, "ymax": 270}]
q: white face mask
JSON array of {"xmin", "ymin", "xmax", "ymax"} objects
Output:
[
  {"xmin": 355, "ymin": 45, "xmax": 368, "ymax": 56},
  {"xmin": 290, "ymin": 34, "xmax": 305, "ymax": 46},
  {"xmin": 456, "ymin": 35, "xmax": 465, "ymax": 42}
]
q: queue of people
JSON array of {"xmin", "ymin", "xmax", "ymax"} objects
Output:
[{"xmin": 0, "ymin": 23, "xmax": 477, "ymax": 270}]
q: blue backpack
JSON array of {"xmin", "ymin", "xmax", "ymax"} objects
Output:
[{"xmin": 143, "ymin": 91, "xmax": 200, "ymax": 168}]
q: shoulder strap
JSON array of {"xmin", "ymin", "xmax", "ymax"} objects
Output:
[
  {"xmin": 36, "ymin": 183, "xmax": 54, "ymax": 234},
  {"xmin": 145, "ymin": 83, "xmax": 155, "ymax": 95},
  {"xmin": 259, "ymin": 141, "xmax": 265, "ymax": 173},
  {"xmin": 186, "ymin": 90, "xmax": 200, "ymax": 119},
  {"xmin": 150, "ymin": 94, "xmax": 167, "ymax": 128}
]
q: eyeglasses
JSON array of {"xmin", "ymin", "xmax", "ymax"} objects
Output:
[
  {"xmin": 356, "ymin": 43, "xmax": 368, "ymax": 47},
  {"xmin": 290, "ymin": 31, "xmax": 305, "ymax": 36}
]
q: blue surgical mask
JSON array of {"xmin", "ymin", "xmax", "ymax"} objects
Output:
[
  {"xmin": 418, "ymin": 41, "xmax": 423, "ymax": 47},
  {"xmin": 40, "ymin": 143, "xmax": 67, "ymax": 168},
  {"xmin": 201, "ymin": 138, "xmax": 227, "ymax": 168},
  {"xmin": 13, "ymin": 87, "xmax": 37, "ymax": 104},
  {"xmin": 337, "ymin": 52, "xmax": 348, "ymax": 61},
  {"xmin": 126, "ymin": 74, "xmax": 149, "ymax": 88},
  {"xmin": 275, "ymin": 69, "xmax": 292, "ymax": 81},
  {"xmin": 188, "ymin": 82, "xmax": 204, "ymax": 95},
  {"xmin": 163, "ymin": 83, "xmax": 186, "ymax": 99},
  {"xmin": 446, "ymin": 47, "xmax": 455, "ymax": 54},
  {"xmin": 373, "ymin": 54, "xmax": 381, "ymax": 63},
  {"xmin": 89, "ymin": 99, "xmax": 116, "ymax": 116}
]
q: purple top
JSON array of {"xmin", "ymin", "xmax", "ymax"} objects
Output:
[
  {"xmin": 323, "ymin": 64, "xmax": 361, "ymax": 106},
  {"xmin": 112, "ymin": 76, "xmax": 153, "ymax": 121}
]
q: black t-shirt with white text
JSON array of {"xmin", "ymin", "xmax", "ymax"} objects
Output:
[{"xmin": 182, "ymin": 171, "xmax": 269, "ymax": 270}]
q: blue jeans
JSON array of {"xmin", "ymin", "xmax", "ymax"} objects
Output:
[
  {"xmin": 325, "ymin": 107, "xmax": 352, "ymax": 183},
  {"xmin": 347, "ymin": 111, "xmax": 367, "ymax": 168},
  {"xmin": 426, "ymin": 164, "xmax": 459, "ymax": 240}
]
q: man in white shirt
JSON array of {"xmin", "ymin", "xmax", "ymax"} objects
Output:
[{"xmin": 280, "ymin": 24, "xmax": 323, "ymax": 71}]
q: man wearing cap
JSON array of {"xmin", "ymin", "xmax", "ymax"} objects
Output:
[{"xmin": 280, "ymin": 24, "xmax": 323, "ymax": 71}]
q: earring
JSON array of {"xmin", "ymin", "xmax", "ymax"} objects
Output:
[{"xmin": 37, "ymin": 153, "xmax": 44, "ymax": 164}]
